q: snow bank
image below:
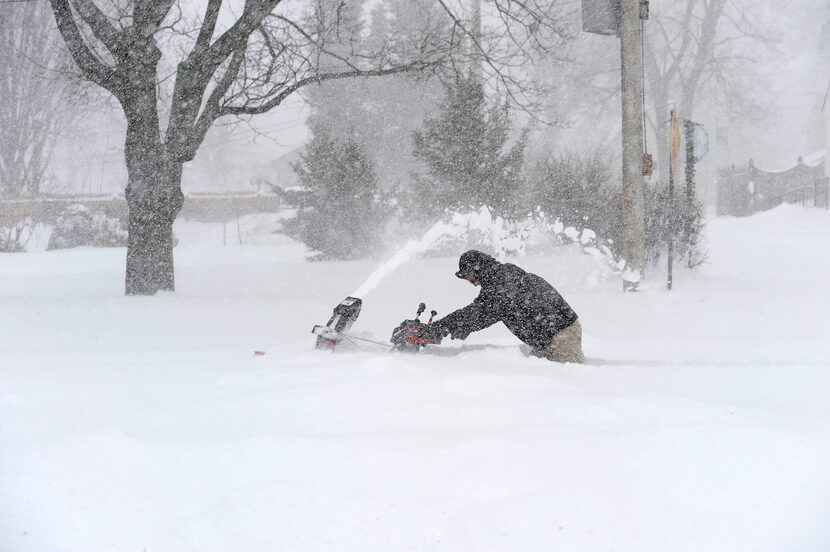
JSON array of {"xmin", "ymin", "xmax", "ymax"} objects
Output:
[{"xmin": 1, "ymin": 206, "xmax": 829, "ymax": 552}]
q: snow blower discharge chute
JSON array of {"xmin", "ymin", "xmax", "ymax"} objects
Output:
[{"xmin": 312, "ymin": 297, "xmax": 442, "ymax": 353}]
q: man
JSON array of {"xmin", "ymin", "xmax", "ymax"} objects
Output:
[{"xmin": 426, "ymin": 250, "xmax": 585, "ymax": 363}]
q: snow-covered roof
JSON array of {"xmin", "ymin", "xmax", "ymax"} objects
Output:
[{"xmin": 750, "ymin": 149, "xmax": 825, "ymax": 173}]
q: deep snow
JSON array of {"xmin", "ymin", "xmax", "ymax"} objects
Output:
[{"xmin": 1, "ymin": 205, "xmax": 829, "ymax": 551}]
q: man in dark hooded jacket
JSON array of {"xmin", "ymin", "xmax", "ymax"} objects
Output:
[{"xmin": 426, "ymin": 250, "xmax": 585, "ymax": 363}]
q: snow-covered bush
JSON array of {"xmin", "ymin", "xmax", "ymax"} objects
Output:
[
  {"xmin": 47, "ymin": 205, "xmax": 127, "ymax": 250},
  {"xmin": 523, "ymin": 151, "xmax": 706, "ymax": 269},
  {"xmin": 0, "ymin": 218, "xmax": 36, "ymax": 253},
  {"xmin": 532, "ymin": 209, "xmax": 624, "ymax": 275},
  {"xmin": 424, "ymin": 206, "xmax": 531, "ymax": 259},
  {"xmin": 522, "ymin": 151, "xmax": 622, "ymax": 254},
  {"xmin": 643, "ymin": 183, "xmax": 707, "ymax": 267}
]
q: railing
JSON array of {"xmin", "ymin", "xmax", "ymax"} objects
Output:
[
  {"xmin": 717, "ymin": 157, "xmax": 828, "ymax": 216},
  {"xmin": 816, "ymin": 177, "xmax": 830, "ymax": 210}
]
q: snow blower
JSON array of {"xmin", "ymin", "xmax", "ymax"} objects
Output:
[{"xmin": 312, "ymin": 297, "xmax": 442, "ymax": 353}]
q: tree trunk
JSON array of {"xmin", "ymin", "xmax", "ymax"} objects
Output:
[
  {"xmin": 120, "ymin": 57, "xmax": 186, "ymax": 295},
  {"xmin": 124, "ymin": 145, "xmax": 184, "ymax": 295}
]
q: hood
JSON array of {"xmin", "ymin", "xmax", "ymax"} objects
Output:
[{"xmin": 455, "ymin": 250, "xmax": 499, "ymax": 281}]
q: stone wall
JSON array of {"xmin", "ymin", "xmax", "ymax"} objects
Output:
[{"xmin": 0, "ymin": 192, "xmax": 281, "ymax": 225}]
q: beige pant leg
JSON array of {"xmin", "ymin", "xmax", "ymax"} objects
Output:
[{"xmin": 541, "ymin": 320, "xmax": 585, "ymax": 364}]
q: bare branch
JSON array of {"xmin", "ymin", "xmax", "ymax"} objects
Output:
[
  {"xmin": 188, "ymin": 49, "xmax": 246, "ymax": 157},
  {"xmin": 194, "ymin": 0, "xmax": 222, "ymax": 53},
  {"xmin": 70, "ymin": 0, "xmax": 123, "ymax": 55},
  {"xmin": 48, "ymin": 0, "xmax": 121, "ymax": 92},
  {"xmin": 190, "ymin": 0, "xmax": 282, "ymax": 78},
  {"xmin": 134, "ymin": 0, "xmax": 177, "ymax": 38},
  {"xmin": 220, "ymin": 59, "xmax": 438, "ymax": 117},
  {"xmin": 1, "ymin": 2, "xmax": 83, "ymax": 198}
]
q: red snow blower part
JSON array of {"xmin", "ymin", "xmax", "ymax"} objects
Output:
[
  {"xmin": 389, "ymin": 302, "xmax": 442, "ymax": 353},
  {"xmin": 312, "ymin": 298, "xmax": 441, "ymax": 353}
]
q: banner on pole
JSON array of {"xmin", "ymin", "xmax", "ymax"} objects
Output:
[{"xmin": 669, "ymin": 109, "xmax": 682, "ymax": 178}]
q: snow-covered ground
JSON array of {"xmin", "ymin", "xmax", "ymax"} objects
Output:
[{"xmin": 2, "ymin": 205, "xmax": 829, "ymax": 551}]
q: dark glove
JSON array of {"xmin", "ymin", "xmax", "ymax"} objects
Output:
[
  {"xmin": 431, "ymin": 316, "xmax": 470, "ymax": 341},
  {"xmin": 421, "ymin": 322, "xmax": 448, "ymax": 342}
]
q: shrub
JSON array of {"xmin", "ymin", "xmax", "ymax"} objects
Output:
[
  {"xmin": 47, "ymin": 204, "xmax": 127, "ymax": 250},
  {"xmin": 523, "ymin": 151, "xmax": 705, "ymax": 268},
  {"xmin": 0, "ymin": 218, "xmax": 35, "ymax": 252}
]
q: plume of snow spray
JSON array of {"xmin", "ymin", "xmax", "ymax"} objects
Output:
[
  {"xmin": 351, "ymin": 207, "xmax": 524, "ymax": 299},
  {"xmin": 350, "ymin": 218, "xmax": 467, "ymax": 298},
  {"xmin": 349, "ymin": 205, "xmax": 621, "ymax": 299}
]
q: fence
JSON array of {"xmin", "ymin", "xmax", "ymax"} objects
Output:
[
  {"xmin": 717, "ymin": 157, "xmax": 828, "ymax": 217},
  {"xmin": 0, "ymin": 192, "xmax": 281, "ymax": 226}
]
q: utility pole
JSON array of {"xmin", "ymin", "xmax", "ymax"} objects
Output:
[
  {"xmin": 619, "ymin": 0, "xmax": 647, "ymax": 291},
  {"xmin": 581, "ymin": 0, "xmax": 648, "ymax": 290}
]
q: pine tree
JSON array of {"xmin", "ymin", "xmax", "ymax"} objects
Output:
[
  {"xmin": 281, "ymin": 125, "xmax": 389, "ymax": 260},
  {"xmin": 303, "ymin": 0, "xmax": 446, "ymax": 192},
  {"xmin": 410, "ymin": 76, "xmax": 526, "ymax": 220}
]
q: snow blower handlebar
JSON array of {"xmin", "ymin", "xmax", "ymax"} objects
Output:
[{"xmin": 389, "ymin": 302, "xmax": 443, "ymax": 352}]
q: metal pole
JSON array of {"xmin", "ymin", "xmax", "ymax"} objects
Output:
[
  {"xmin": 684, "ymin": 119, "xmax": 696, "ymax": 268},
  {"xmin": 667, "ymin": 144, "xmax": 674, "ymax": 291},
  {"xmin": 236, "ymin": 199, "xmax": 242, "ymax": 245},
  {"xmin": 620, "ymin": 0, "xmax": 646, "ymax": 291},
  {"xmin": 667, "ymin": 108, "xmax": 680, "ymax": 290}
]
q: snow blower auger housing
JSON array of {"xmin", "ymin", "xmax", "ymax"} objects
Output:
[
  {"xmin": 312, "ymin": 298, "xmax": 442, "ymax": 353},
  {"xmin": 312, "ymin": 297, "xmax": 362, "ymax": 350}
]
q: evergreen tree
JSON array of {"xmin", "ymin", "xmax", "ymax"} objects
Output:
[
  {"xmin": 301, "ymin": 0, "xmax": 368, "ymax": 142},
  {"xmin": 303, "ymin": 0, "xmax": 446, "ymax": 191},
  {"xmin": 410, "ymin": 76, "xmax": 526, "ymax": 220},
  {"xmin": 281, "ymin": 125, "xmax": 389, "ymax": 260}
]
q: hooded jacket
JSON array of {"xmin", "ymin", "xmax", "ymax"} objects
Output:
[{"xmin": 434, "ymin": 251, "xmax": 578, "ymax": 349}]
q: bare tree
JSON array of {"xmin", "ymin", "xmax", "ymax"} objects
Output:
[
  {"xmin": 644, "ymin": 0, "xmax": 773, "ymax": 183},
  {"xmin": 0, "ymin": 2, "xmax": 80, "ymax": 199},
  {"xmin": 48, "ymin": 0, "xmax": 449, "ymax": 294},
  {"xmin": 47, "ymin": 0, "xmax": 570, "ymax": 295},
  {"xmin": 435, "ymin": 0, "xmax": 572, "ymax": 119},
  {"xmin": 530, "ymin": 0, "xmax": 773, "ymax": 163}
]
